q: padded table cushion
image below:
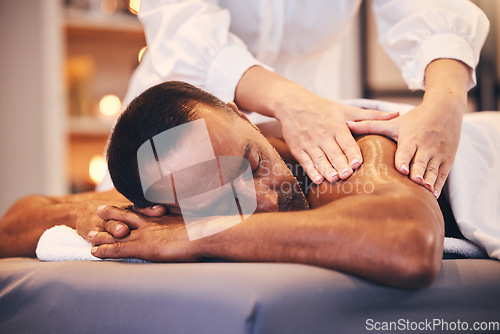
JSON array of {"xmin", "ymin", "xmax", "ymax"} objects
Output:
[{"xmin": 0, "ymin": 258, "xmax": 499, "ymax": 334}]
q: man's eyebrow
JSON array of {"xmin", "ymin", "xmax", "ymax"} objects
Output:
[
  {"xmin": 238, "ymin": 142, "xmax": 253, "ymax": 174},
  {"xmin": 243, "ymin": 142, "xmax": 251, "ymax": 161}
]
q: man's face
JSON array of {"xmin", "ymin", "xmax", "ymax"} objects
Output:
[{"xmin": 159, "ymin": 104, "xmax": 309, "ymax": 215}]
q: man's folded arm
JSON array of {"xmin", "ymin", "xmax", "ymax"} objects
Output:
[
  {"xmin": 0, "ymin": 189, "xmax": 129, "ymax": 258},
  {"xmin": 199, "ymin": 185, "xmax": 443, "ymax": 289}
]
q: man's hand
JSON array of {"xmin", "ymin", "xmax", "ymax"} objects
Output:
[
  {"xmin": 74, "ymin": 200, "xmax": 133, "ymax": 242},
  {"xmin": 88, "ymin": 206, "xmax": 198, "ymax": 262},
  {"xmin": 0, "ymin": 189, "xmax": 130, "ymax": 257}
]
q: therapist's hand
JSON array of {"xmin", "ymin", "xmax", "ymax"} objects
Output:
[
  {"xmin": 347, "ymin": 98, "xmax": 463, "ymax": 198},
  {"xmin": 277, "ymin": 97, "xmax": 398, "ymax": 183},
  {"xmin": 235, "ymin": 66, "xmax": 398, "ymax": 184},
  {"xmin": 347, "ymin": 59, "xmax": 469, "ymax": 198}
]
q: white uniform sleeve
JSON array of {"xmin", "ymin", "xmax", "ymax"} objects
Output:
[
  {"xmin": 138, "ymin": 0, "xmax": 266, "ymax": 102},
  {"xmin": 371, "ymin": 0, "xmax": 489, "ymax": 91}
]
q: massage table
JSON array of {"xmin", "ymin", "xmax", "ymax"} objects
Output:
[{"xmin": 0, "ymin": 257, "xmax": 499, "ymax": 333}]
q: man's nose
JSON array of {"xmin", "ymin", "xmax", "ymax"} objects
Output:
[{"xmin": 254, "ymin": 182, "xmax": 279, "ymax": 212}]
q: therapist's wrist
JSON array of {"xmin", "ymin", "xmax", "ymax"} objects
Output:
[
  {"xmin": 423, "ymin": 85, "xmax": 467, "ymax": 116},
  {"xmin": 235, "ymin": 65, "xmax": 311, "ymax": 119},
  {"xmin": 423, "ymin": 59, "xmax": 469, "ymax": 114}
]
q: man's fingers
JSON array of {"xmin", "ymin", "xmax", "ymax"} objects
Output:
[
  {"xmin": 134, "ymin": 205, "xmax": 167, "ymax": 217},
  {"xmin": 97, "ymin": 206, "xmax": 145, "ymax": 229},
  {"xmin": 103, "ymin": 219, "xmax": 130, "ymax": 238},
  {"xmin": 88, "ymin": 230, "xmax": 117, "ymax": 246},
  {"xmin": 91, "ymin": 241, "xmax": 136, "ymax": 259}
]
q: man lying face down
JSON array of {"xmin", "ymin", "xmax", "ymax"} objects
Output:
[{"xmin": 97, "ymin": 81, "xmax": 444, "ymax": 289}]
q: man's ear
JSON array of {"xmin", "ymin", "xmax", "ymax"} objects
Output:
[
  {"xmin": 226, "ymin": 102, "xmax": 259, "ymax": 131},
  {"xmin": 226, "ymin": 102, "xmax": 248, "ymax": 120}
]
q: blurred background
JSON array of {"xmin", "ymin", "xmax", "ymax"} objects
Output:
[{"xmin": 0, "ymin": 0, "xmax": 498, "ymax": 216}]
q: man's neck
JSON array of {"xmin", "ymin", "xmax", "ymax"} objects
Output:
[{"xmin": 266, "ymin": 136, "xmax": 312, "ymax": 195}]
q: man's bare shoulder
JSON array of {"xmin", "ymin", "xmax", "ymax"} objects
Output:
[{"xmin": 265, "ymin": 134, "xmax": 432, "ymax": 208}]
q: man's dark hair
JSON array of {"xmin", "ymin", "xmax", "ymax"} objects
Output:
[{"xmin": 107, "ymin": 81, "xmax": 229, "ymax": 207}]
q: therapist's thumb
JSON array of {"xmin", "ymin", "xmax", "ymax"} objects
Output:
[{"xmin": 346, "ymin": 120, "xmax": 398, "ymax": 140}]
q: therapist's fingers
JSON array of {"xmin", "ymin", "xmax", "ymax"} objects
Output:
[
  {"xmin": 422, "ymin": 158, "xmax": 441, "ymax": 193},
  {"xmin": 346, "ymin": 119, "xmax": 399, "ymax": 140},
  {"xmin": 421, "ymin": 157, "xmax": 452, "ymax": 198},
  {"xmin": 312, "ymin": 123, "xmax": 358, "ymax": 180},
  {"xmin": 407, "ymin": 150, "xmax": 428, "ymax": 187},
  {"xmin": 315, "ymin": 134, "xmax": 352, "ymax": 180},
  {"xmin": 393, "ymin": 140, "xmax": 416, "ymax": 177},
  {"xmin": 295, "ymin": 150, "xmax": 326, "ymax": 184},
  {"xmin": 303, "ymin": 141, "xmax": 352, "ymax": 182},
  {"xmin": 334, "ymin": 129, "xmax": 363, "ymax": 170},
  {"xmin": 349, "ymin": 109, "xmax": 399, "ymax": 122},
  {"xmin": 432, "ymin": 164, "xmax": 450, "ymax": 198}
]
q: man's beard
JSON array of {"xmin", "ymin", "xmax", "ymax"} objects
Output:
[{"xmin": 277, "ymin": 181, "xmax": 310, "ymax": 212}]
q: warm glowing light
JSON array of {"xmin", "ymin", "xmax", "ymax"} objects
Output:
[
  {"xmin": 138, "ymin": 46, "xmax": 147, "ymax": 62},
  {"xmin": 101, "ymin": 0, "xmax": 118, "ymax": 14},
  {"xmin": 89, "ymin": 155, "xmax": 107, "ymax": 185},
  {"xmin": 129, "ymin": 0, "xmax": 140, "ymax": 15},
  {"xmin": 99, "ymin": 94, "xmax": 121, "ymax": 116}
]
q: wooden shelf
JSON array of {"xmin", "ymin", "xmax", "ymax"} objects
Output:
[
  {"xmin": 68, "ymin": 116, "xmax": 116, "ymax": 136},
  {"xmin": 64, "ymin": 8, "xmax": 143, "ymax": 33},
  {"xmin": 63, "ymin": 5, "xmax": 145, "ymax": 191}
]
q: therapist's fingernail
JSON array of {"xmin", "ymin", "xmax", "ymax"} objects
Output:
[
  {"xmin": 350, "ymin": 158, "xmax": 360, "ymax": 169},
  {"xmin": 329, "ymin": 172, "xmax": 339, "ymax": 182},
  {"xmin": 433, "ymin": 190, "xmax": 439, "ymax": 198},
  {"xmin": 91, "ymin": 247, "xmax": 98, "ymax": 254},
  {"xmin": 88, "ymin": 231, "xmax": 98, "ymax": 238},
  {"xmin": 401, "ymin": 164, "xmax": 409, "ymax": 175},
  {"xmin": 341, "ymin": 168, "xmax": 351, "ymax": 178},
  {"xmin": 97, "ymin": 205, "xmax": 106, "ymax": 211},
  {"xmin": 314, "ymin": 175, "xmax": 323, "ymax": 184},
  {"xmin": 116, "ymin": 224, "xmax": 125, "ymax": 232}
]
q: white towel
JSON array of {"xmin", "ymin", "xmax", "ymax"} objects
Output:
[
  {"xmin": 443, "ymin": 237, "xmax": 487, "ymax": 259},
  {"xmin": 36, "ymin": 225, "xmax": 147, "ymax": 262}
]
